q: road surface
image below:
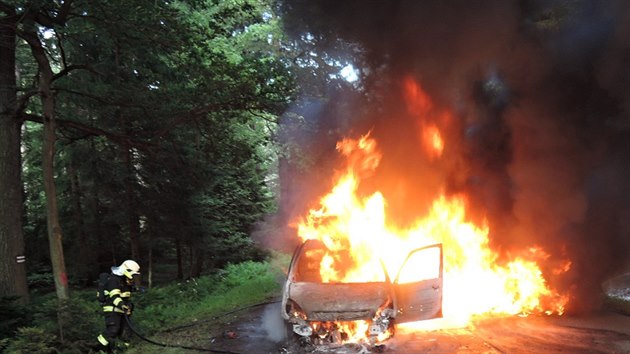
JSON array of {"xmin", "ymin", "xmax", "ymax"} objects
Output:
[{"xmin": 160, "ymin": 303, "xmax": 630, "ymax": 354}]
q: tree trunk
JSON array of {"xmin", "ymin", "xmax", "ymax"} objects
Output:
[
  {"xmin": 42, "ymin": 76, "xmax": 69, "ymax": 300},
  {"xmin": 191, "ymin": 247, "xmax": 203, "ymax": 278},
  {"xmin": 147, "ymin": 236, "xmax": 153, "ymax": 289},
  {"xmin": 188, "ymin": 242, "xmax": 194, "ymax": 279},
  {"xmin": 88, "ymin": 143, "xmax": 107, "ymax": 266},
  {"xmin": 122, "ymin": 144, "xmax": 140, "ymax": 259},
  {"xmin": 68, "ymin": 163, "xmax": 91, "ymax": 285},
  {"xmin": 176, "ymin": 237, "xmax": 183, "ymax": 279},
  {"xmin": 24, "ymin": 24, "xmax": 69, "ymax": 300},
  {"xmin": 0, "ymin": 8, "xmax": 29, "ymax": 303}
]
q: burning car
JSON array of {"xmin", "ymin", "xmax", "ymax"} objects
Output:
[{"xmin": 281, "ymin": 239, "xmax": 443, "ymax": 347}]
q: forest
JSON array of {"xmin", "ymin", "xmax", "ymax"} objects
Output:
[
  {"xmin": 0, "ymin": 0, "xmax": 355, "ymax": 299},
  {"xmin": 3, "ymin": 0, "xmax": 630, "ymax": 353},
  {"xmin": 0, "ymin": 0, "xmax": 357, "ymax": 350}
]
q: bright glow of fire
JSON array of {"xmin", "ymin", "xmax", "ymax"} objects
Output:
[
  {"xmin": 293, "ymin": 78, "xmax": 569, "ymax": 342},
  {"xmin": 422, "ymin": 123, "xmax": 444, "ymax": 158}
]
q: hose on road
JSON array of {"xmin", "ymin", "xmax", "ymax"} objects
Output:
[{"xmin": 124, "ymin": 300, "xmax": 281, "ymax": 353}]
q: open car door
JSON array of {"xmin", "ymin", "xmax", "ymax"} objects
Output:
[{"xmin": 392, "ymin": 243, "xmax": 443, "ymax": 323}]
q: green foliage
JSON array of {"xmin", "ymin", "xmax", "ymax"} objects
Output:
[
  {"xmin": 131, "ymin": 260, "xmax": 283, "ymax": 332},
  {"xmin": 4, "ymin": 293, "xmax": 98, "ymax": 351},
  {"xmin": 13, "ymin": 295, "xmax": 102, "ymax": 353},
  {"xmin": 2, "ymin": 258, "xmax": 288, "ymax": 353},
  {"xmin": 0, "ymin": 338, "xmax": 8, "ymax": 353},
  {"xmin": 217, "ymin": 261, "xmax": 274, "ymax": 289},
  {"xmin": 13, "ymin": 0, "xmax": 299, "ymax": 283},
  {"xmin": 56, "ymin": 297, "xmax": 103, "ymax": 350},
  {"xmin": 2, "ymin": 327, "xmax": 56, "ymax": 354},
  {"xmin": 0, "ymin": 297, "xmax": 30, "ymax": 340},
  {"xmin": 26, "ymin": 273, "xmax": 54, "ymax": 290}
]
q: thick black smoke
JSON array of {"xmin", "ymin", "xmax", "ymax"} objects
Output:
[{"xmin": 277, "ymin": 0, "xmax": 630, "ymax": 312}]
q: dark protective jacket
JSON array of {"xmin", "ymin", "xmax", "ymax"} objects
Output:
[
  {"xmin": 101, "ymin": 273, "xmax": 133, "ymax": 314},
  {"xmin": 97, "ymin": 273, "xmax": 134, "ymax": 349}
]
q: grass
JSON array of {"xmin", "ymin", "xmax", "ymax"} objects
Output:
[
  {"xmin": 126, "ymin": 257, "xmax": 289, "ymax": 353},
  {"xmin": 135, "ymin": 259, "xmax": 286, "ymax": 326},
  {"xmin": 0, "ymin": 255, "xmax": 290, "ymax": 354}
]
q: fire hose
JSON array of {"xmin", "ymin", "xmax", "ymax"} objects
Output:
[
  {"xmin": 124, "ymin": 313, "xmax": 241, "ymax": 353},
  {"xmin": 123, "ymin": 300, "xmax": 281, "ymax": 353},
  {"xmin": 162, "ymin": 300, "xmax": 281, "ymax": 333}
]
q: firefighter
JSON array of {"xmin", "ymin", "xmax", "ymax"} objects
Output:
[{"xmin": 96, "ymin": 259, "xmax": 140, "ymax": 352}]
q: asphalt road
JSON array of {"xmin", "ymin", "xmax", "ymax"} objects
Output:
[
  {"xmin": 387, "ymin": 313, "xmax": 630, "ymax": 354},
  {"xmin": 168, "ymin": 303, "xmax": 630, "ymax": 354}
]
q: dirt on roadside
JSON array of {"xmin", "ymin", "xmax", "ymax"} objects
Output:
[{"xmin": 151, "ymin": 301, "xmax": 287, "ymax": 354}]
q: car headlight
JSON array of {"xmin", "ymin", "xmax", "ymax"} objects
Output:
[{"xmin": 285, "ymin": 299, "xmax": 308, "ymax": 321}]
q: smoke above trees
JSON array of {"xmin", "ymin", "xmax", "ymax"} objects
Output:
[{"xmin": 277, "ymin": 0, "xmax": 630, "ymax": 312}]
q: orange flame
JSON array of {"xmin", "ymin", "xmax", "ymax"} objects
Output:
[
  {"xmin": 403, "ymin": 77, "xmax": 448, "ymax": 159},
  {"xmin": 422, "ymin": 123, "xmax": 444, "ymax": 158},
  {"xmin": 293, "ymin": 78, "xmax": 569, "ymax": 341}
]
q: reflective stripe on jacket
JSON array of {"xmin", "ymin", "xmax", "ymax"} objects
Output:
[
  {"xmin": 101, "ymin": 274, "xmax": 132, "ymax": 313},
  {"xmin": 102, "ymin": 305, "xmax": 125, "ymax": 313}
]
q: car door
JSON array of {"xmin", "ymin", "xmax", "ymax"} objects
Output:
[{"xmin": 392, "ymin": 243, "xmax": 443, "ymax": 323}]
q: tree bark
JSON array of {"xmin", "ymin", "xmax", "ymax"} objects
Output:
[
  {"xmin": 23, "ymin": 23, "xmax": 69, "ymax": 300},
  {"xmin": 122, "ymin": 144, "xmax": 140, "ymax": 259},
  {"xmin": 88, "ymin": 139, "xmax": 107, "ymax": 266},
  {"xmin": 147, "ymin": 234, "xmax": 153, "ymax": 289},
  {"xmin": 191, "ymin": 247, "xmax": 203, "ymax": 278},
  {"xmin": 68, "ymin": 162, "xmax": 92, "ymax": 285},
  {"xmin": 0, "ymin": 7, "xmax": 29, "ymax": 303},
  {"xmin": 176, "ymin": 237, "xmax": 183, "ymax": 279},
  {"xmin": 41, "ymin": 67, "xmax": 69, "ymax": 300}
]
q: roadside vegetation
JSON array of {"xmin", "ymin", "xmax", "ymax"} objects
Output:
[
  {"xmin": 0, "ymin": 258, "xmax": 288, "ymax": 354},
  {"xmin": 605, "ymin": 296, "xmax": 630, "ymax": 316},
  {"xmin": 603, "ymin": 272, "xmax": 630, "ymax": 316},
  {"xmin": 0, "ymin": 0, "xmax": 350, "ymax": 352}
]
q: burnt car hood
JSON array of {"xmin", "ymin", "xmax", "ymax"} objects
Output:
[
  {"xmin": 288, "ymin": 282, "xmax": 390, "ymax": 321},
  {"xmin": 282, "ymin": 239, "xmax": 444, "ymax": 324}
]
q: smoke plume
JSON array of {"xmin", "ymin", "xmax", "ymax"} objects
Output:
[{"xmin": 277, "ymin": 0, "xmax": 630, "ymax": 312}]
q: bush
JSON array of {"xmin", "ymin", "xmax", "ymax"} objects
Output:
[
  {"xmin": 2, "ymin": 259, "xmax": 290, "ymax": 353},
  {"xmin": 216, "ymin": 261, "xmax": 274, "ymax": 290},
  {"xmin": 0, "ymin": 338, "xmax": 9, "ymax": 353},
  {"xmin": 10, "ymin": 293, "xmax": 103, "ymax": 353},
  {"xmin": 57, "ymin": 296, "xmax": 103, "ymax": 352},
  {"xmin": 3, "ymin": 327, "xmax": 56, "ymax": 354},
  {"xmin": 131, "ymin": 260, "xmax": 284, "ymax": 333},
  {"xmin": 0, "ymin": 296, "xmax": 30, "ymax": 340},
  {"xmin": 27, "ymin": 273, "xmax": 55, "ymax": 290}
]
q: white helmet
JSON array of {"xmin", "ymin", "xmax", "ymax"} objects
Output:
[{"xmin": 112, "ymin": 260, "xmax": 141, "ymax": 279}]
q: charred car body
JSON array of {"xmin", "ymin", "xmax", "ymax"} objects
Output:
[{"xmin": 281, "ymin": 239, "xmax": 444, "ymax": 346}]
